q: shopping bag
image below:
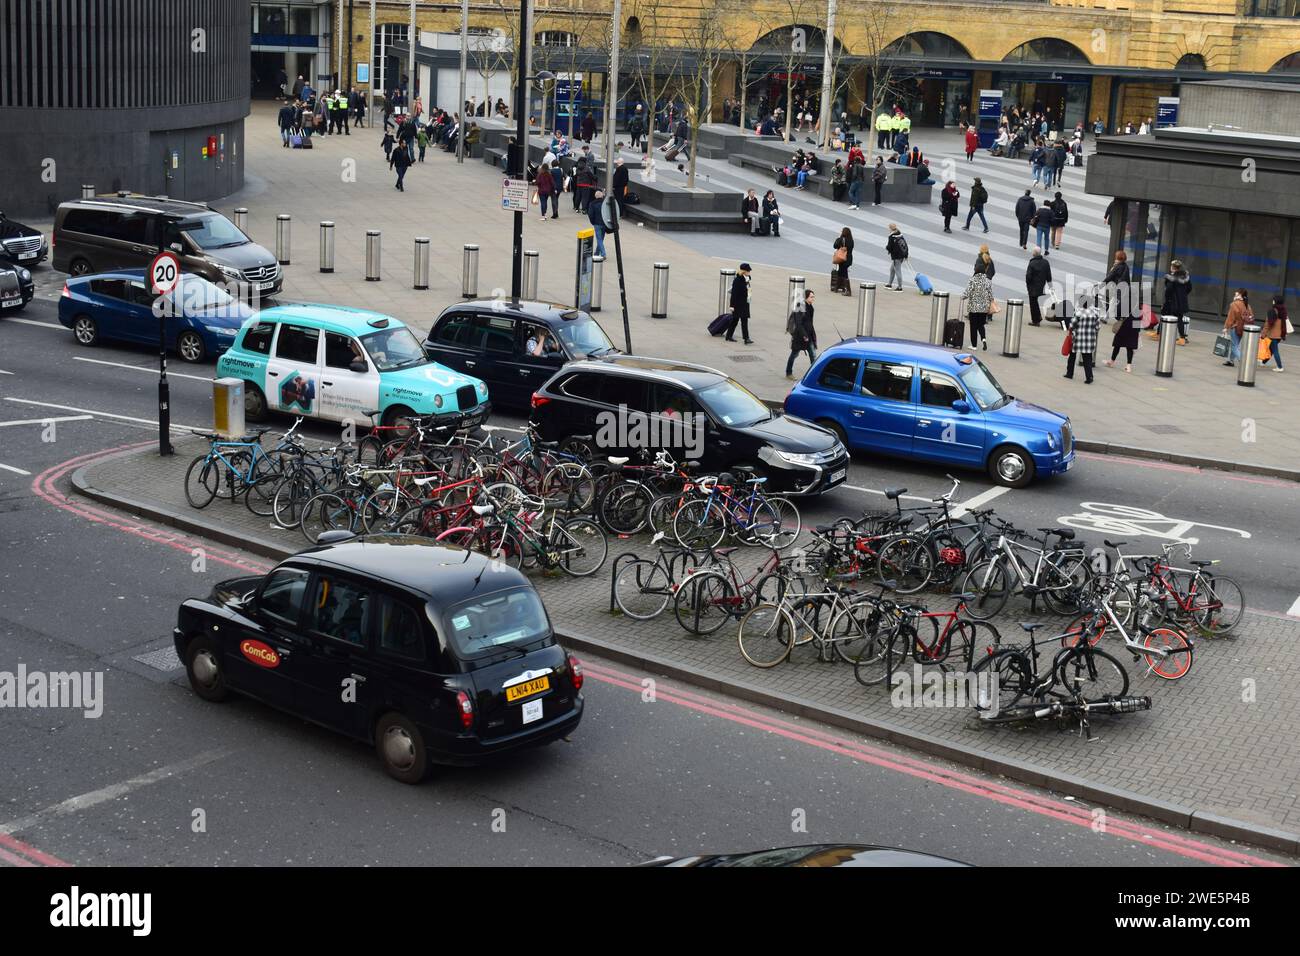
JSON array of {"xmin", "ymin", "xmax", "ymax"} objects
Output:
[
  {"xmin": 1061, "ymin": 332, "xmax": 1073, "ymax": 356},
  {"xmin": 1212, "ymin": 332, "xmax": 1231, "ymax": 358},
  {"xmin": 1258, "ymin": 336, "xmax": 1272, "ymax": 362}
]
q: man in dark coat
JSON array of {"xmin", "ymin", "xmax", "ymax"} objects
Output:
[
  {"xmin": 611, "ymin": 157, "xmax": 629, "ymax": 213},
  {"xmin": 1014, "ymin": 189, "xmax": 1036, "ymax": 249},
  {"xmin": 1025, "ymin": 247, "xmax": 1053, "ymax": 326},
  {"xmin": 278, "ymin": 101, "xmax": 297, "ymax": 146},
  {"xmin": 786, "ymin": 290, "xmax": 817, "ymax": 378},
  {"xmin": 1161, "ymin": 260, "xmax": 1192, "ymax": 344},
  {"xmin": 580, "ymin": 111, "xmax": 596, "ymax": 143},
  {"xmin": 725, "ymin": 263, "xmax": 753, "ymax": 344}
]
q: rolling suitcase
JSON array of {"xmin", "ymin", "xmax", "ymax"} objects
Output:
[
  {"xmin": 943, "ymin": 319, "xmax": 965, "ymax": 349},
  {"xmin": 708, "ymin": 313, "xmax": 732, "ymax": 337},
  {"xmin": 914, "ymin": 272, "xmax": 934, "ymax": 295},
  {"xmin": 664, "ymin": 146, "xmax": 680, "ymax": 161}
]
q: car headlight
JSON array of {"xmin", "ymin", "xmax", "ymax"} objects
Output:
[
  {"xmin": 19, "ymin": 269, "xmax": 30, "ymax": 281},
  {"xmin": 433, "ymin": 394, "xmax": 444, "ymax": 408},
  {"xmin": 212, "ymin": 262, "xmax": 243, "ymax": 280},
  {"xmin": 477, "ymin": 382, "xmax": 487, "ymax": 397},
  {"xmin": 1046, "ymin": 432, "xmax": 1057, "ymax": 450},
  {"xmin": 775, "ymin": 451, "xmax": 817, "ymax": 466},
  {"xmin": 205, "ymin": 325, "xmax": 237, "ymax": 336}
]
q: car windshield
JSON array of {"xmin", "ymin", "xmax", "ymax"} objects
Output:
[
  {"xmin": 960, "ymin": 359, "xmax": 1011, "ymax": 411},
  {"xmin": 169, "ymin": 274, "xmax": 236, "ymax": 315},
  {"xmin": 443, "ymin": 588, "xmax": 550, "ymax": 658},
  {"xmin": 697, "ymin": 379, "xmax": 771, "ymax": 428},
  {"xmin": 180, "ymin": 214, "xmax": 249, "ymax": 250},
  {"xmin": 360, "ymin": 325, "xmax": 428, "ymax": 371},
  {"xmin": 553, "ymin": 313, "xmax": 615, "ymax": 356}
]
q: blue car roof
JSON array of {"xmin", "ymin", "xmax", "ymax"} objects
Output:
[
  {"xmin": 257, "ymin": 303, "xmax": 406, "ymax": 336},
  {"xmin": 821, "ymin": 337, "xmax": 976, "ymax": 369}
]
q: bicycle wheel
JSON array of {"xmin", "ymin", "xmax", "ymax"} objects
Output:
[
  {"xmin": 923, "ymin": 530, "xmax": 970, "ymax": 589},
  {"xmin": 184, "ymin": 455, "xmax": 218, "ymax": 509},
  {"xmin": 550, "ymin": 516, "xmax": 607, "ymax": 577},
  {"xmin": 613, "ymin": 560, "xmax": 673, "ymax": 620},
  {"xmin": 355, "ymin": 435, "xmax": 386, "ymax": 468},
  {"xmin": 271, "ymin": 473, "xmax": 315, "ymax": 528},
  {"xmin": 737, "ymin": 603, "xmax": 794, "ymax": 668},
  {"xmin": 1139, "ymin": 627, "xmax": 1193, "ymax": 680},
  {"xmin": 673, "ymin": 498, "xmax": 726, "ymax": 551},
  {"xmin": 964, "ymin": 620, "xmax": 1004, "ymax": 670},
  {"xmin": 757, "ymin": 496, "xmax": 801, "ymax": 549},
  {"xmin": 244, "ymin": 474, "xmax": 279, "ymax": 518},
  {"xmin": 1054, "ymin": 647, "xmax": 1129, "ymax": 701},
  {"xmin": 1192, "ymin": 574, "xmax": 1244, "ymax": 635},
  {"xmin": 1060, "ymin": 612, "xmax": 1108, "ymax": 648},
  {"xmin": 1041, "ymin": 551, "xmax": 1092, "ymax": 615},
  {"xmin": 475, "ymin": 524, "xmax": 525, "ymax": 571},
  {"xmin": 362, "ymin": 488, "xmax": 410, "ymax": 534},
  {"xmin": 852, "ymin": 628, "xmax": 896, "ymax": 686},
  {"xmin": 960, "ymin": 558, "xmax": 1011, "ymax": 620},
  {"xmin": 598, "ymin": 482, "xmax": 654, "ymax": 536},
  {"xmin": 389, "ymin": 503, "xmax": 438, "ymax": 537},
  {"xmin": 300, "ymin": 492, "xmax": 355, "ymax": 543},
  {"xmin": 826, "ymin": 600, "xmax": 878, "ymax": 664},
  {"xmin": 215, "ymin": 451, "xmax": 251, "ymax": 500},
  {"xmin": 970, "ymin": 648, "xmax": 1035, "ymax": 715},
  {"xmin": 646, "ymin": 492, "xmax": 684, "ymax": 536},
  {"xmin": 673, "ymin": 570, "xmax": 737, "ymax": 635},
  {"xmin": 541, "ymin": 461, "xmax": 595, "ymax": 513},
  {"xmin": 877, "ymin": 536, "xmax": 933, "ymax": 594}
]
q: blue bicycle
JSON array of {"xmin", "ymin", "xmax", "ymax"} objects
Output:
[{"xmin": 184, "ymin": 419, "xmax": 304, "ymax": 513}]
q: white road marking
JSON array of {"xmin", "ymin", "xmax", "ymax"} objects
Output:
[
  {"xmin": 3, "ymin": 317, "xmax": 63, "ymax": 330},
  {"xmin": 1056, "ymin": 502, "xmax": 1251, "ymax": 544},
  {"xmin": 0, "ymin": 415, "xmax": 94, "ymax": 428},
  {"xmin": 1286, "ymin": 595, "xmax": 1300, "ymax": 619},
  {"xmin": 950, "ymin": 485, "xmax": 1010, "ymax": 519},
  {"xmin": 842, "ymin": 483, "xmax": 930, "ymax": 503},
  {"xmin": 4, "ymin": 397, "xmax": 207, "ymax": 433},
  {"xmin": 0, "ymin": 369, "xmax": 13, "ymax": 375},
  {"xmin": 0, "ymin": 749, "xmax": 234, "ymax": 836},
  {"xmin": 73, "ymin": 356, "xmax": 213, "ymax": 382},
  {"xmin": 0, "ymin": 463, "xmax": 31, "ymax": 476}
]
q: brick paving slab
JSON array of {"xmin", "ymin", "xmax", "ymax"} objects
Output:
[{"xmin": 73, "ymin": 438, "xmax": 1300, "ymax": 851}]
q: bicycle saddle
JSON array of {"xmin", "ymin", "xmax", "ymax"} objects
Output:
[
  {"xmin": 1038, "ymin": 527, "xmax": 1075, "ymax": 540},
  {"xmin": 683, "ymin": 461, "xmax": 700, "ymax": 472},
  {"xmin": 713, "ymin": 546, "xmax": 739, "ymax": 557},
  {"xmin": 1190, "ymin": 559, "xmax": 1214, "ymax": 567},
  {"xmin": 747, "ymin": 476, "xmax": 767, "ymax": 484},
  {"xmin": 885, "ymin": 487, "xmax": 907, "ymax": 500},
  {"xmin": 607, "ymin": 456, "xmax": 630, "ymax": 466},
  {"xmin": 363, "ymin": 408, "xmax": 382, "ymax": 418},
  {"xmin": 471, "ymin": 503, "xmax": 496, "ymax": 516},
  {"xmin": 718, "ymin": 472, "xmax": 736, "ymax": 485},
  {"xmin": 1019, "ymin": 622, "xmax": 1044, "ymax": 633},
  {"xmin": 191, "ymin": 430, "xmax": 219, "ymax": 440},
  {"xmin": 814, "ymin": 524, "xmax": 838, "ymax": 535},
  {"xmin": 411, "ymin": 476, "xmax": 441, "ymax": 486},
  {"xmin": 954, "ymin": 592, "xmax": 979, "ymax": 604},
  {"xmin": 1103, "ymin": 540, "xmax": 1127, "ymax": 549}
]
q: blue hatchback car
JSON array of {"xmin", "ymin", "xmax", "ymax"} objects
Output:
[
  {"xmin": 59, "ymin": 269, "xmax": 254, "ymax": 363},
  {"xmin": 784, "ymin": 338, "xmax": 1075, "ymax": 487}
]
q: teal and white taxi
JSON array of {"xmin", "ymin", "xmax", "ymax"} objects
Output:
[{"xmin": 216, "ymin": 304, "xmax": 491, "ymax": 429}]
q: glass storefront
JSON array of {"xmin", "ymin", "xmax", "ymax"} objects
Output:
[
  {"xmin": 995, "ymin": 73, "xmax": 1090, "ymax": 131},
  {"xmin": 893, "ymin": 71, "xmax": 971, "ymax": 127}
]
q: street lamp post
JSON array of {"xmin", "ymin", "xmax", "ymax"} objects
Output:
[
  {"xmin": 408, "ymin": 0, "xmax": 416, "ymax": 103},
  {"xmin": 456, "ymin": 0, "xmax": 469, "ymax": 164},
  {"xmin": 512, "ymin": 5, "xmax": 549, "ymax": 299},
  {"xmin": 817, "ymin": 0, "xmax": 837, "ymax": 151}
]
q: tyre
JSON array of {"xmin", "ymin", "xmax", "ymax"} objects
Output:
[
  {"xmin": 72, "ymin": 314, "xmax": 97, "ymax": 346},
  {"xmin": 757, "ymin": 495, "xmax": 801, "ymax": 549},
  {"xmin": 550, "ymin": 517, "xmax": 607, "ymax": 576},
  {"xmin": 1041, "ymin": 550, "xmax": 1092, "ymax": 615},
  {"xmin": 734, "ymin": 498, "xmax": 781, "ymax": 547},
  {"xmin": 244, "ymin": 474, "xmax": 279, "ymax": 517},
  {"xmin": 826, "ymin": 601, "xmax": 877, "ymax": 664},
  {"xmin": 613, "ymin": 560, "xmax": 672, "ymax": 620},
  {"xmin": 272, "ymin": 474, "xmax": 314, "ymax": 528},
  {"xmin": 244, "ymin": 383, "xmax": 269, "ymax": 422},
  {"xmin": 374, "ymin": 712, "xmax": 430, "ymax": 784},
  {"xmin": 737, "ymin": 603, "xmax": 794, "ymax": 668},
  {"xmin": 475, "ymin": 524, "xmax": 525, "ymax": 569},
  {"xmin": 646, "ymin": 492, "xmax": 684, "ymax": 536},
  {"xmin": 1192, "ymin": 574, "xmax": 1244, "ymax": 635},
  {"xmin": 362, "ymin": 488, "xmax": 409, "ymax": 533},
  {"xmin": 852, "ymin": 630, "xmax": 895, "ymax": 686},
  {"xmin": 1140, "ymin": 627, "xmax": 1193, "ymax": 680},
  {"xmin": 184, "ymin": 636, "xmax": 230, "ymax": 702},
  {"xmin": 69, "ymin": 257, "xmax": 93, "ymax": 277},
  {"xmin": 876, "ymin": 536, "xmax": 933, "ymax": 594},
  {"xmin": 183, "ymin": 455, "xmax": 218, "ymax": 509},
  {"xmin": 816, "ymin": 419, "xmax": 848, "ymax": 450},
  {"xmin": 960, "ymin": 558, "xmax": 1011, "ymax": 620},
  {"xmin": 382, "ymin": 404, "xmax": 418, "ymax": 438},
  {"xmin": 987, "ymin": 444, "xmax": 1036, "ymax": 488},
  {"xmin": 598, "ymin": 481, "xmax": 654, "ymax": 535},
  {"xmin": 176, "ymin": 329, "xmax": 206, "ymax": 363},
  {"xmin": 673, "ymin": 498, "xmax": 726, "ymax": 551},
  {"xmin": 673, "ymin": 570, "xmax": 737, "ymax": 635},
  {"xmin": 542, "ymin": 461, "xmax": 596, "ymax": 513},
  {"xmin": 964, "ymin": 621, "xmax": 1004, "ymax": 670},
  {"xmin": 557, "ymin": 435, "xmax": 597, "ymax": 462},
  {"xmin": 355, "ymin": 435, "xmax": 385, "ymax": 468},
  {"xmin": 1053, "ymin": 647, "xmax": 1129, "ymax": 701},
  {"xmin": 970, "ymin": 648, "xmax": 1034, "ymax": 714},
  {"xmin": 1060, "ymin": 613, "xmax": 1107, "ymax": 648},
  {"xmin": 300, "ymin": 492, "xmax": 354, "ymax": 543}
]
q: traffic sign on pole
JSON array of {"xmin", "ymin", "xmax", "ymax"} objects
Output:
[{"xmin": 149, "ymin": 251, "xmax": 181, "ymax": 296}]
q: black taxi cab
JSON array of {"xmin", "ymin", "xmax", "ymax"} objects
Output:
[{"xmin": 173, "ymin": 534, "xmax": 584, "ymax": 783}]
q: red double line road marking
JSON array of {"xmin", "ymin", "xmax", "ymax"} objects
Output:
[
  {"xmin": 581, "ymin": 662, "xmax": 1281, "ymax": 867},
  {"xmin": 0, "ymin": 834, "xmax": 71, "ymax": 867}
]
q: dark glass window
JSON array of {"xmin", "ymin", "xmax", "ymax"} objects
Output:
[
  {"xmin": 559, "ymin": 373, "xmax": 602, "ymax": 401},
  {"xmin": 598, "ymin": 375, "xmax": 648, "ymax": 411},
  {"xmin": 311, "ymin": 575, "xmax": 371, "ymax": 647},
  {"xmin": 477, "ymin": 314, "xmax": 516, "ymax": 354},
  {"xmin": 243, "ymin": 322, "xmax": 276, "ymax": 355},
  {"xmin": 860, "ymin": 361, "xmax": 913, "ymax": 402},
  {"xmin": 259, "ymin": 567, "xmax": 309, "ymax": 627},
  {"xmin": 1170, "ymin": 207, "xmax": 1231, "ymax": 318},
  {"xmin": 919, "ymin": 370, "xmax": 964, "ymax": 408},
  {"xmin": 324, "ymin": 332, "xmax": 364, "ymax": 371},
  {"xmin": 90, "ymin": 278, "xmax": 131, "ymax": 301},
  {"xmin": 377, "ymin": 596, "xmax": 427, "ymax": 661},
  {"xmin": 433, "ymin": 313, "xmax": 478, "ymax": 346},
  {"xmin": 63, "ymin": 209, "xmax": 112, "ymax": 234},
  {"xmin": 816, "ymin": 357, "xmax": 860, "ymax": 393},
  {"xmin": 105, "ymin": 214, "xmax": 152, "ymax": 245},
  {"xmin": 1002, "ymin": 39, "xmax": 1090, "ymax": 64},
  {"xmin": 275, "ymin": 324, "xmax": 320, "ymax": 363}
]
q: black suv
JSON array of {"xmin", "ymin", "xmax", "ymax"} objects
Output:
[
  {"xmin": 530, "ymin": 355, "xmax": 849, "ymax": 495},
  {"xmin": 424, "ymin": 299, "xmax": 619, "ymax": 409},
  {"xmin": 0, "ymin": 211, "xmax": 48, "ymax": 266},
  {"xmin": 52, "ymin": 195, "xmax": 282, "ymax": 296}
]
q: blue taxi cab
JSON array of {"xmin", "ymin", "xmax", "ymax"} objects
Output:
[
  {"xmin": 216, "ymin": 304, "xmax": 491, "ymax": 429},
  {"xmin": 784, "ymin": 338, "xmax": 1074, "ymax": 487}
]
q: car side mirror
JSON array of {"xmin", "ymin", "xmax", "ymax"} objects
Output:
[
  {"xmin": 952, "ymin": 399, "xmax": 971, "ymax": 414},
  {"xmin": 349, "ymin": 359, "xmax": 367, "ymax": 373},
  {"xmin": 169, "ymin": 242, "xmax": 184, "ymax": 254}
]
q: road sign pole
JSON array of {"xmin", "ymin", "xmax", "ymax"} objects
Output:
[
  {"xmin": 607, "ymin": 202, "xmax": 631, "ymax": 354},
  {"xmin": 149, "ymin": 250, "xmax": 180, "ymax": 457}
]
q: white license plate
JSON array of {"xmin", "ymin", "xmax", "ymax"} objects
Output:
[
  {"xmin": 18, "ymin": 251, "xmax": 37, "ymax": 260},
  {"xmin": 1, "ymin": 297, "xmax": 19, "ymax": 307},
  {"xmin": 521, "ymin": 698, "xmax": 543, "ymax": 724},
  {"xmin": 256, "ymin": 281, "xmax": 275, "ymax": 291},
  {"xmin": 1063, "ymin": 458, "xmax": 1073, "ymax": 471},
  {"xmin": 829, "ymin": 469, "xmax": 846, "ymax": 484}
]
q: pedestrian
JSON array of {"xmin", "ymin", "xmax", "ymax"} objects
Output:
[
  {"xmin": 832, "ymin": 227, "xmax": 854, "ymax": 296},
  {"xmin": 939, "ymin": 181, "xmax": 959, "ymax": 233},
  {"xmin": 416, "ymin": 125, "xmax": 428, "ymax": 162},
  {"xmin": 742, "ymin": 188, "xmax": 761, "ymax": 234},
  {"xmin": 278, "ymin": 100, "xmax": 296, "ymax": 146},
  {"xmin": 390, "ymin": 138, "xmax": 412, "ymax": 191},
  {"xmin": 964, "ymin": 123, "xmax": 978, "ymax": 162},
  {"xmin": 587, "ymin": 189, "xmax": 607, "ymax": 257},
  {"xmin": 830, "ymin": 159, "xmax": 846, "ymax": 203},
  {"xmin": 785, "ymin": 290, "xmax": 818, "ymax": 379},
  {"xmin": 885, "ymin": 224, "xmax": 908, "ymax": 291},
  {"xmin": 846, "ymin": 157, "xmax": 864, "ymax": 210},
  {"xmin": 964, "ymin": 268, "xmax": 994, "ymax": 351},
  {"xmin": 761, "ymin": 190, "xmax": 781, "ymax": 237},
  {"xmin": 1262, "ymin": 294, "xmax": 1288, "ymax": 371},
  {"xmin": 1029, "ymin": 140, "xmax": 1046, "ymax": 186},
  {"xmin": 1101, "ymin": 250, "xmax": 1131, "ymax": 322},
  {"xmin": 1222, "ymin": 288, "xmax": 1252, "ymax": 367},
  {"xmin": 580, "ymin": 110, "xmax": 596, "ymax": 144},
  {"xmin": 537, "ymin": 162, "xmax": 556, "ymax": 220},
  {"xmin": 1065, "ymin": 290, "xmax": 1102, "ymax": 383},
  {"xmin": 1014, "ymin": 188, "xmax": 1036, "ymax": 248},
  {"xmin": 611, "ymin": 156, "xmax": 629, "ymax": 213},
  {"xmin": 963, "ymin": 177, "xmax": 989, "ymax": 232},
  {"xmin": 871, "ymin": 157, "xmax": 887, "ymax": 205},
  {"xmin": 1158, "ymin": 260, "xmax": 1191, "ymax": 345},
  {"xmin": 381, "ymin": 128, "xmax": 395, "ymax": 160},
  {"xmin": 1106, "ymin": 298, "xmax": 1141, "ymax": 373},
  {"xmin": 1025, "ymin": 246, "xmax": 1052, "ymax": 326},
  {"xmin": 725, "ymin": 263, "xmax": 754, "ymax": 344},
  {"xmin": 629, "ymin": 107, "xmax": 645, "ymax": 150},
  {"xmin": 974, "ymin": 244, "xmax": 996, "ymax": 287},
  {"xmin": 1049, "ymin": 191, "xmax": 1069, "ymax": 249},
  {"xmin": 1033, "ymin": 195, "xmax": 1054, "ymax": 254}
]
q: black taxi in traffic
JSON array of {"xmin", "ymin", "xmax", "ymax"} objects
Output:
[{"xmin": 173, "ymin": 534, "xmax": 584, "ymax": 783}]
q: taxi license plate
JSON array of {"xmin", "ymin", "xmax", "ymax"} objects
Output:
[
  {"xmin": 1063, "ymin": 458, "xmax": 1073, "ymax": 471},
  {"xmin": 257, "ymin": 280, "xmax": 275, "ymax": 291},
  {"xmin": 829, "ymin": 469, "xmax": 846, "ymax": 484},
  {"xmin": 521, "ymin": 699, "xmax": 543, "ymax": 724},
  {"xmin": 1, "ymin": 297, "xmax": 19, "ymax": 307},
  {"xmin": 506, "ymin": 676, "xmax": 549, "ymax": 702}
]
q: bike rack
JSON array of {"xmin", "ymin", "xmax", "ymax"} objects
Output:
[{"xmin": 609, "ymin": 551, "xmax": 642, "ymax": 613}]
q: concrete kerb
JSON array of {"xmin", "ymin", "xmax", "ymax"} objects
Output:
[{"xmin": 67, "ymin": 445, "xmax": 1300, "ymax": 856}]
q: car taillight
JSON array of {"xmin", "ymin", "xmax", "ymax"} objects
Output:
[
  {"xmin": 568, "ymin": 654, "xmax": 584, "ymax": 691},
  {"xmin": 456, "ymin": 690, "xmax": 474, "ymax": 730},
  {"xmin": 531, "ymin": 392, "xmax": 550, "ymax": 408},
  {"xmin": 61, "ymin": 283, "xmax": 70, "ymax": 297}
]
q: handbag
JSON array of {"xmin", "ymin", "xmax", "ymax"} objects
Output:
[
  {"xmin": 1287, "ymin": 318, "xmax": 1295, "ymax": 335},
  {"xmin": 1061, "ymin": 332, "xmax": 1073, "ymax": 356},
  {"xmin": 1212, "ymin": 332, "xmax": 1232, "ymax": 358},
  {"xmin": 990, "ymin": 299, "xmax": 1001, "ymax": 315},
  {"xmin": 1258, "ymin": 336, "xmax": 1273, "ymax": 362},
  {"xmin": 832, "ymin": 246, "xmax": 848, "ymax": 266}
]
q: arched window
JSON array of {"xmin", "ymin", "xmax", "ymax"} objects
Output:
[
  {"xmin": 625, "ymin": 16, "xmax": 641, "ymax": 34},
  {"xmin": 1002, "ymin": 38, "xmax": 1090, "ymax": 64},
  {"xmin": 884, "ymin": 32, "xmax": 972, "ymax": 59},
  {"xmin": 1269, "ymin": 52, "xmax": 1300, "ymax": 72},
  {"xmin": 1175, "ymin": 53, "xmax": 1207, "ymax": 70},
  {"xmin": 750, "ymin": 25, "xmax": 844, "ymax": 56}
]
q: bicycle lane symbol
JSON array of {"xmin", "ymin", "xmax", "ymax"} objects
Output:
[{"xmin": 1055, "ymin": 502, "xmax": 1252, "ymax": 546}]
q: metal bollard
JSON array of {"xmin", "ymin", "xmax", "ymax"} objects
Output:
[
  {"xmin": 651, "ymin": 262, "xmax": 669, "ymax": 318},
  {"xmin": 81, "ymin": 184, "xmax": 95, "ymax": 199},
  {"xmin": 275, "ymin": 214, "xmax": 291, "ymax": 265},
  {"xmin": 787, "ymin": 275, "xmax": 806, "ymax": 311},
  {"xmin": 857, "ymin": 282, "xmax": 876, "ymax": 337},
  {"xmin": 591, "ymin": 255, "xmax": 604, "ymax": 312},
  {"xmin": 718, "ymin": 268, "xmax": 736, "ymax": 316},
  {"xmin": 929, "ymin": 291, "xmax": 950, "ymax": 345},
  {"xmin": 365, "ymin": 230, "xmax": 381, "ymax": 281},
  {"xmin": 1238, "ymin": 324, "xmax": 1262, "ymax": 387},
  {"xmin": 523, "ymin": 250, "xmax": 539, "ymax": 300},
  {"xmin": 462, "ymin": 244, "xmax": 479, "ymax": 298},
  {"xmin": 413, "ymin": 237, "xmax": 430, "ymax": 290},
  {"xmin": 233, "ymin": 207, "xmax": 248, "ymax": 232},
  {"xmin": 319, "ymin": 221, "xmax": 335, "ymax": 273},
  {"xmin": 1002, "ymin": 299, "xmax": 1025, "ymax": 357},
  {"xmin": 1154, "ymin": 315, "xmax": 1179, "ymax": 378}
]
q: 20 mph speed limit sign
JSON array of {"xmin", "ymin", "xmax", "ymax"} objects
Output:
[{"xmin": 149, "ymin": 251, "xmax": 181, "ymax": 295}]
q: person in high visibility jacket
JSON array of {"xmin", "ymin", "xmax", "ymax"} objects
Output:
[
  {"xmin": 875, "ymin": 111, "xmax": 891, "ymax": 150},
  {"xmin": 899, "ymin": 113, "xmax": 912, "ymax": 136},
  {"xmin": 888, "ymin": 113, "xmax": 903, "ymax": 152}
]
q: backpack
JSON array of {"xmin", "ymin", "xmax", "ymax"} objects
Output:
[{"xmin": 895, "ymin": 235, "xmax": 909, "ymax": 259}]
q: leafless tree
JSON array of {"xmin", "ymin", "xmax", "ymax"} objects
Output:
[
  {"xmin": 857, "ymin": 1, "xmax": 915, "ymax": 161},
  {"xmin": 626, "ymin": 0, "xmax": 685, "ymax": 160}
]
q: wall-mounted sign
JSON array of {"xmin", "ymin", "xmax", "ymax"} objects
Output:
[{"xmin": 357, "ymin": 63, "xmax": 370, "ymax": 84}]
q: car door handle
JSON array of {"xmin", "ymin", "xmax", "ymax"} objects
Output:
[
  {"xmin": 464, "ymin": 360, "xmax": 476, "ymax": 367},
  {"xmin": 851, "ymin": 410, "xmax": 864, "ymax": 417},
  {"xmin": 268, "ymin": 370, "xmax": 279, "ymax": 377},
  {"xmin": 322, "ymin": 381, "xmax": 334, "ymax": 387},
  {"xmin": 518, "ymin": 369, "xmax": 530, "ymax": 375},
  {"xmin": 918, "ymin": 419, "xmax": 932, "ymax": 427}
]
